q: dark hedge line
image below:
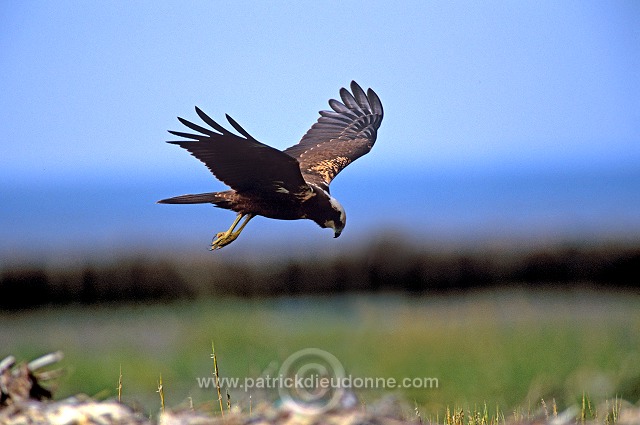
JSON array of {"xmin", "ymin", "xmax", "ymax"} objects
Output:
[{"xmin": 1, "ymin": 241, "xmax": 639, "ymax": 310}]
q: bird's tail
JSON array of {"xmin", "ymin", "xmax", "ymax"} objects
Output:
[{"xmin": 157, "ymin": 191, "xmax": 232, "ymax": 208}]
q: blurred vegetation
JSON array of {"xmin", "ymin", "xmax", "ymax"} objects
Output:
[
  {"xmin": 1, "ymin": 293, "xmax": 639, "ymax": 416},
  {"xmin": 1, "ymin": 239, "xmax": 639, "ymax": 309}
]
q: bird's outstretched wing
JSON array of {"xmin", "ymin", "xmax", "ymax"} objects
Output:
[
  {"xmin": 284, "ymin": 81, "xmax": 383, "ymax": 192},
  {"xmin": 168, "ymin": 107, "xmax": 311, "ymax": 198}
]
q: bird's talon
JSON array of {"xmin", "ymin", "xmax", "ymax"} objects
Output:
[{"xmin": 210, "ymin": 232, "xmax": 237, "ymax": 250}]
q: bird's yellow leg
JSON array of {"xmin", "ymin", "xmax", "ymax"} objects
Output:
[
  {"xmin": 210, "ymin": 213, "xmax": 243, "ymax": 250},
  {"xmin": 233, "ymin": 213, "xmax": 253, "ymax": 235},
  {"xmin": 210, "ymin": 214, "xmax": 254, "ymax": 250}
]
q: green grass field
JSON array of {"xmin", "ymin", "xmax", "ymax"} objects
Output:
[{"xmin": 2, "ymin": 289, "xmax": 639, "ymax": 419}]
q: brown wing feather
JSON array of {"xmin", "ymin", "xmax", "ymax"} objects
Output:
[
  {"xmin": 168, "ymin": 107, "xmax": 311, "ymax": 199},
  {"xmin": 284, "ymin": 81, "xmax": 383, "ymax": 191}
]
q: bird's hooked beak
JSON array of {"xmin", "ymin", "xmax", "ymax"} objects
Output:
[{"xmin": 334, "ymin": 230, "xmax": 342, "ymax": 238}]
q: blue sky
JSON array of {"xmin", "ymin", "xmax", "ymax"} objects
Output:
[
  {"xmin": 1, "ymin": 1, "xmax": 639, "ymax": 257},
  {"xmin": 2, "ymin": 1, "xmax": 638, "ymax": 177}
]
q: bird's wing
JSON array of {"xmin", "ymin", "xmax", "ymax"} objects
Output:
[
  {"xmin": 284, "ymin": 81, "xmax": 383, "ymax": 192},
  {"xmin": 168, "ymin": 107, "xmax": 311, "ymax": 199}
]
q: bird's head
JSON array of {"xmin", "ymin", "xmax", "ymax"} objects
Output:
[{"xmin": 321, "ymin": 196, "xmax": 346, "ymax": 238}]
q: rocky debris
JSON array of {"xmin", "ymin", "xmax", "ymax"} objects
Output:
[
  {"xmin": 0, "ymin": 395, "xmax": 147, "ymax": 425},
  {"xmin": 160, "ymin": 394, "xmax": 414, "ymax": 425}
]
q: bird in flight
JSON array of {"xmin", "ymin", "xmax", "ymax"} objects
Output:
[{"xmin": 159, "ymin": 81, "xmax": 384, "ymax": 250}]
